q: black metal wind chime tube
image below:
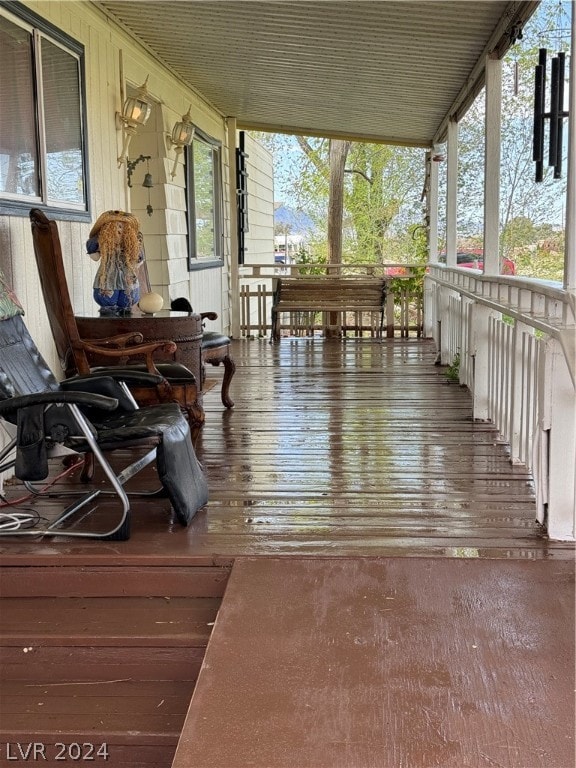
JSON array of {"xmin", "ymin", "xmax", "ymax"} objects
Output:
[
  {"xmin": 532, "ymin": 47, "xmax": 569, "ymax": 182},
  {"xmin": 553, "ymin": 51, "xmax": 566, "ymax": 179},
  {"xmin": 532, "ymin": 48, "xmax": 547, "ymax": 182},
  {"xmin": 549, "ymin": 55, "xmax": 560, "ymax": 168}
]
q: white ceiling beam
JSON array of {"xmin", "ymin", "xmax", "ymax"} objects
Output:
[{"xmin": 434, "ymin": 1, "xmax": 539, "ymax": 144}]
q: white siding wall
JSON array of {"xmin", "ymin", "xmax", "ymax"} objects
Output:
[
  {"xmin": 239, "ymin": 134, "xmax": 275, "ymax": 336},
  {"xmin": 0, "ymin": 0, "xmax": 232, "ymax": 372},
  {"xmin": 243, "ymin": 135, "xmax": 275, "ymax": 265}
]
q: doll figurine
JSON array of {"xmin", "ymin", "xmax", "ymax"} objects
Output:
[{"xmin": 87, "ymin": 210, "xmax": 145, "ymax": 313}]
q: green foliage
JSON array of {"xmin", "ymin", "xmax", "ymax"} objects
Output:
[
  {"xmin": 388, "ymin": 267, "xmax": 426, "ymax": 304},
  {"xmin": 513, "ymin": 241, "xmax": 565, "ymax": 282},
  {"xmin": 256, "ymin": 132, "xmax": 427, "ymax": 267},
  {"xmin": 446, "ymin": 353, "xmax": 461, "ymax": 383},
  {"xmin": 295, "ymin": 245, "xmax": 327, "ymax": 276}
]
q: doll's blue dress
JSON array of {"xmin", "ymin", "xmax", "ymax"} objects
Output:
[{"xmin": 87, "ymin": 235, "xmax": 144, "ymax": 312}]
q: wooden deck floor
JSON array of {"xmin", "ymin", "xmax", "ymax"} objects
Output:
[
  {"xmin": 1, "ymin": 337, "xmax": 574, "ymax": 768},
  {"xmin": 173, "ymin": 557, "xmax": 575, "ymax": 768},
  {"xmin": 0, "ymin": 337, "xmax": 573, "ymax": 562}
]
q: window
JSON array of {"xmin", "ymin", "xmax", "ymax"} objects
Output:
[
  {"xmin": 186, "ymin": 129, "xmax": 223, "ymax": 269},
  {"xmin": 0, "ymin": 4, "xmax": 88, "ymax": 217}
]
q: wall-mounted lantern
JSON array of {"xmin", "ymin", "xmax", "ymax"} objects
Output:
[
  {"xmin": 117, "ymin": 76, "xmax": 152, "ymax": 167},
  {"xmin": 168, "ymin": 105, "xmax": 195, "ymax": 179}
]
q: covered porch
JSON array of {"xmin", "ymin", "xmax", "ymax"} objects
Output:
[
  {"xmin": 1, "ymin": 337, "xmax": 573, "ymax": 767},
  {"xmin": 0, "ymin": 1, "xmax": 575, "ymax": 765}
]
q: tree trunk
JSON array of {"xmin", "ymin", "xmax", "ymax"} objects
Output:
[
  {"xmin": 327, "ymin": 140, "xmax": 351, "ymax": 271},
  {"xmin": 326, "ymin": 139, "xmax": 351, "ymax": 335}
]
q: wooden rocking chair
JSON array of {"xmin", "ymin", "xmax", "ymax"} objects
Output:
[{"xmin": 29, "ymin": 209, "xmax": 204, "ymax": 432}]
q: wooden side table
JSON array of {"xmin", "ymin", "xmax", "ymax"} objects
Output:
[{"xmin": 75, "ymin": 308, "xmax": 205, "ymax": 409}]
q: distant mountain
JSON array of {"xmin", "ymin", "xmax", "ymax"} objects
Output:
[{"xmin": 274, "ymin": 205, "xmax": 314, "ymax": 233}]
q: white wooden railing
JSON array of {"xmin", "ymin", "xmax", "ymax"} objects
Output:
[{"xmin": 425, "ymin": 265, "xmax": 576, "ymax": 541}]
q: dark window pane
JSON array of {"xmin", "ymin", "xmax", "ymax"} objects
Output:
[
  {"xmin": 41, "ymin": 37, "xmax": 84, "ymax": 205},
  {"xmin": 0, "ymin": 16, "xmax": 39, "ymax": 196}
]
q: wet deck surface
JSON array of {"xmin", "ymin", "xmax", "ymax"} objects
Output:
[
  {"xmin": 173, "ymin": 556, "xmax": 575, "ymax": 768},
  {"xmin": 1, "ymin": 337, "xmax": 574, "ymax": 768},
  {"xmin": 0, "ymin": 337, "xmax": 573, "ymax": 562}
]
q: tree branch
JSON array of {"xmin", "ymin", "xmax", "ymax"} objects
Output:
[
  {"xmin": 295, "ymin": 136, "xmax": 330, "ymax": 179},
  {"xmin": 344, "ymin": 168, "xmax": 373, "ymax": 185}
]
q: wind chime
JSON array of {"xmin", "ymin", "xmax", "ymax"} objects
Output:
[
  {"xmin": 532, "ymin": 2, "xmax": 570, "ymax": 182},
  {"xmin": 533, "ymin": 48, "xmax": 568, "ymax": 181},
  {"xmin": 143, "ymin": 158, "xmax": 154, "ymax": 217}
]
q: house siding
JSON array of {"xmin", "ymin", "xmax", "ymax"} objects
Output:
[
  {"xmin": 0, "ymin": 0, "xmax": 275, "ymax": 482},
  {"xmin": 0, "ymin": 0, "xmax": 234, "ymax": 369}
]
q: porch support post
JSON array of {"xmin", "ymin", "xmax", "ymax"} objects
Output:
[
  {"xmin": 437, "ymin": 119, "xmax": 459, "ymax": 362},
  {"xmin": 227, "ymin": 117, "xmax": 241, "ymax": 338},
  {"xmin": 470, "ymin": 55, "xmax": 503, "ymax": 421},
  {"xmin": 445, "ymin": 119, "xmax": 458, "ymax": 268},
  {"xmin": 423, "ymin": 151, "xmax": 439, "ymax": 339},
  {"xmin": 428, "ymin": 150, "xmax": 439, "ymax": 264},
  {"xmin": 565, "ymin": 8, "xmax": 576, "ymax": 291},
  {"xmin": 483, "ymin": 54, "xmax": 502, "ymax": 276}
]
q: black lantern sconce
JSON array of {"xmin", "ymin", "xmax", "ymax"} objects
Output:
[{"xmin": 533, "ymin": 48, "xmax": 569, "ymax": 181}]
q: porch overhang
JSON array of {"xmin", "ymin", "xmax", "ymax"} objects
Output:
[{"xmin": 94, "ymin": 0, "xmax": 539, "ymax": 147}]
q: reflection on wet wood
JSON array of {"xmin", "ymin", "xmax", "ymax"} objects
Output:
[
  {"xmin": 192, "ymin": 338, "xmax": 570, "ymax": 560},
  {"xmin": 0, "ymin": 338, "xmax": 573, "ymax": 562}
]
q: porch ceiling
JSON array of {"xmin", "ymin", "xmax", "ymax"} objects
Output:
[{"xmin": 95, "ymin": 0, "xmax": 538, "ymax": 147}]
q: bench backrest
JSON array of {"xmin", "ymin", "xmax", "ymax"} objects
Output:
[{"xmin": 274, "ymin": 277, "xmax": 387, "ymax": 307}]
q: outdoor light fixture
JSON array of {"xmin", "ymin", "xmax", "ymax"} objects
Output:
[
  {"xmin": 117, "ymin": 76, "xmax": 153, "ymax": 167},
  {"xmin": 168, "ymin": 105, "xmax": 195, "ymax": 179}
]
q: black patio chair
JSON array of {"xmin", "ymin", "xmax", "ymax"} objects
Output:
[{"xmin": 0, "ymin": 273, "xmax": 208, "ymax": 541}]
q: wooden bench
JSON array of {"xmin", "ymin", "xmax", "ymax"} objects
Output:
[{"xmin": 271, "ymin": 276, "xmax": 387, "ymax": 342}]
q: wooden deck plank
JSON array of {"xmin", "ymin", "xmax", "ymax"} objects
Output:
[
  {"xmin": 0, "ymin": 338, "xmax": 573, "ymax": 562},
  {"xmin": 173, "ymin": 556, "xmax": 575, "ymax": 768},
  {"xmin": 0, "ymin": 646, "xmax": 205, "ymax": 683},
  {"xmin": 0, "ymin": 565, "xmax": 230, "ymax": 598},
  {"xmin": 0, "ymin": 597, "xmax": 219, "ymax": 646}
]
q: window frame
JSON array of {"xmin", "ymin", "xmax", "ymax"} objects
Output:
[
  {"xmin": 0, "ymin": 1, "xmax": 91, "ymax": 221},
  {"xmin": 185, "ymin": 127, "xmax": 224, "ymax": 271}
]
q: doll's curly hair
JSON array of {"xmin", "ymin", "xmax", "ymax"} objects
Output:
[{"xmin": 89, "ymin": 211, "xmax": 142, "ymax": 290}]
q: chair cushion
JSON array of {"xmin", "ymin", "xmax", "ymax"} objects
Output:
[
  {"xmin": 92, "ymin": 362, "xmax": 196, "ymax": 383},
  {"xmin": 93, "ymin": 403, "xmax": 189, "ymax": 445},
  {"xmin": 202, "ymin": 331, "xmax": 230, "ymax": 350}
]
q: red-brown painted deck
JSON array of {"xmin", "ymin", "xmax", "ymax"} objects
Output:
[
  {"xmin": 0, "ymin": 338, "xmax": 574, "ymax": 768},
  {"xmin": 173, "ymin": 557, "xmax": 575, "ymax": 768},
  {"xmin": 1, "ymin": 338, "xmax": 573, "ymax": 563}
]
